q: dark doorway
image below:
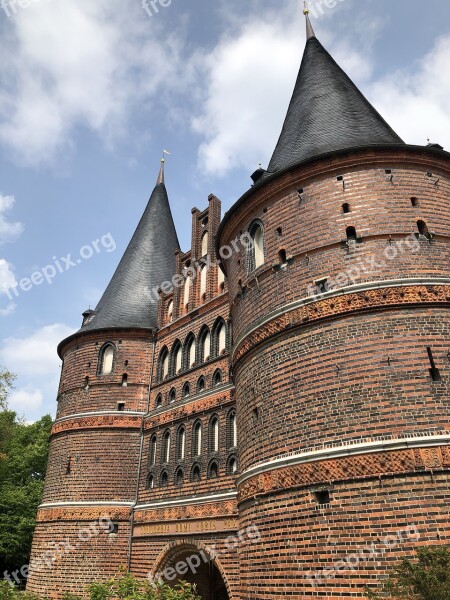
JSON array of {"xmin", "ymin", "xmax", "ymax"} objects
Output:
[{"xmin": 165, "ymin": 549, "xmax": 229, "ymax": 600}]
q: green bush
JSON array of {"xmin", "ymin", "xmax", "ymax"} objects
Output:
[
  {"xmin": 0, "ymin": 570, "xmax": 200, "ymax": 600},
  {"xmin": 366, "ymin": 545, "xmax": 450, "ymax": 600}
]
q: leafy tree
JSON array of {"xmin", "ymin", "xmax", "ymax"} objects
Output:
[
  {"xmin": 0, "ymin": 368, "xmax": 15, "ymax": 411},
  {"xmin": 366, "ymin": 546, "xmax": 450, "ymax": 600},
  {"xmin": 0, "ymin": 369, "xmax": 52, "ymax": 580}
]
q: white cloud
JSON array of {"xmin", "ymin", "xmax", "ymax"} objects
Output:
[
  {"xmin": 8, "ymin": 387, "xmax": 44, "ymax": 413},
  {"xmin": 0, "ymin": 323, "xmax": 75, "ymax": 418},
  {"xmin": 0, "ymin": 195, "xmax": 23, "ymax": 244},
  {"xmin": 192, "ymin": 12, "xmax": 378, "ymax": 177},
  {"xmin": 0, "ymin": 0, "xmax": 191, "ymax": 166},
  {"xmin": 0, "ymin": 258, "xmax": 17, "ymax": 316},
  {"xmin": 0, "ymin": 323, "xmax": 75, "ymax": 377},
  {"xmin": 369, "ymin": 35, "xmax": 450, "ymax": 150}
]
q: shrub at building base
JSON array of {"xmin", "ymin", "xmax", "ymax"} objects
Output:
[{"xmin": 366, "ymin": 546, "xmax": 450, "ymax": 600}]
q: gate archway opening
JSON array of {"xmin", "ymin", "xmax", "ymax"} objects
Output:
[{"xmin": 153, "ymin": 542, "xmax": 230, "ymax": 600}]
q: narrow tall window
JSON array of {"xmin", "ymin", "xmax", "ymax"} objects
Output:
[
  {"xmin": 249, "ymin": 223, "xmax": 265, "ymax": 270},
  {"xmin": 230, "ymin": 412, "xmax": 237, "ymax": 448},
  {"xmin": 200, "ymin": 265, "xmax": 207, "ymax": 301},
  {"xmin": 100, "ymin": 344, "xmax": 114, "ymax": 375},
  {"xmin": 178, "ymin": 428, "xmax": 186, "ymax": 461},
  {"xmin": 218, "ymin": 268, "xmax": 225, "ymax": 292},
  {"xmin": 213, "ymin": 370, "xmax": 222, "ymax": 387},
  {"xmin": 182, "ymin": 382, "xmax": 190, "ymax": 398},
  {"xmin": 209, "ymin": 461, "xmax": 219, "ymax": 479},
  {"xmin": 121, "ymin": 374, "xmax": 128, "ymax": 387},
  {"xmin": 417, "ymin": 220, "xmax": 429, "ymax": 237},
  {"xmin": 183, "ymin": 276, "xmax": 191, "ymax": 311},
  {"xmin": 197, "ymin": 376, "xmax": 205, "ymax": 393},
  {"xmin": 217, "ymin": 323, "xmax": 226, "ymax": 355},
  {"xmin": 342, "ymin": 203, "xmax": 350, "ymax": 214},
  {"xmin": 147, "ymin": 474, "xmax": 154, "ymax": 489},
  {"xmin": 163, "ymin": 431, "xmax": 171, "ymax": 463},
  {"xmin": 204, "ymin": 332, "xmax": 211, "ymax": 361},
  {"xmin": 150, "ymin": 435, "xmax": 157, "ymax": 466},
  {"xmin": 346, "ymin": 226, "xmax": 357, "ymax": 241},
  {"xmin": 174, "ymin": 346, "xmax": 182, "ymax": 374},
  {"xmin": 167, "ymin": 300, "xmax": 173, "ymax": 322},
  {"xmin": 192, "ymin": 465, "xmax": 201, "ymax": 482},
  {"xmin": 160, "ymin": 349, "xmax": 169, "ymax": 381},
  {"xmin": 427, "ymin": 347, "xmax": 441, "ymax": 381},
  {"xmin": 201, "ymin": 231, "xmax": 208, "ymax": 257},
  {"xmin": 188, "ymin": 338, "xmax": 196, "ymax": 368},
  {"xmin": 194, "ymin": 422, "xmax": 202, "ymax": 456},
  {"xmin": 210, "ymin": 417, "xmax": 219, "ymax": 453}
]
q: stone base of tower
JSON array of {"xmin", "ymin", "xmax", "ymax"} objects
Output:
[
  {"xmin": 237, "ymin": 467, "xmax": 450, "ymax": 599},
  {"xmin": 26, "ymin": 507, "xmax": 131, "ymax": 598}
]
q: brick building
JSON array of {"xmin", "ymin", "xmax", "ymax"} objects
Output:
[{"xmin": 27, "ymin": 9, "xmax": 450, "ymax": 600}]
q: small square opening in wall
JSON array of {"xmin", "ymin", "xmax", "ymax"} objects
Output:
[
  {"xmin": 336, "ymin": 175, "xmax": 343, "ymax": 181},
  {"xmin": 385, "ymin": 169, "xmax": 392, "ymax": 175},
  {"xmin": 314, "ymin": 490, "xmax": 330, "ymax": 505},
  {"xmin": 411, "ymin": 197, "xmax": 419, "ymax": 207},
  {"xmin": 117, "ymin": 402, "xmax": 125, "ymax": 412},
  {"xmin": 109, "ymin": 523, "xmax": 119, "ymax": 535}
]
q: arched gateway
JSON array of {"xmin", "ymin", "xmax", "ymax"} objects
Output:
[{"xmin": 152, "ymin": 542, "xmax": 230, "ymax": 600}]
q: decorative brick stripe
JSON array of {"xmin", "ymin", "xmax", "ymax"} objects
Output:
[
  {"xmin": 238, "ymin": 444, "xmax": 450, "ymax": 503},
  {"xmin": 134, "ymin": 499, "xmax": 237, "ymax": 523},
  {"xmin": 36, "ymin": 505, "xmax": 132, "ymax": 523},
  {"xmin": 144, "ymin": 392, "xmax": 234, "ymax": 429},
  {"xmin": 51, "ymin": 414, "xmax": 143, "ymax": 436},
  {"xmin": 233, "ymin": 283, "xmax": 450, "ymax": 365}
]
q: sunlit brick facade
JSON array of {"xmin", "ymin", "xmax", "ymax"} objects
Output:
[{"xmin": 28, "ymin": 11, "xmax": 450, "ymax": 600}]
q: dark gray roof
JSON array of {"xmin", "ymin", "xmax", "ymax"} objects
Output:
[
  {"xmin": 267, "ymin": 36, "xmax": 404, "ymax": 174},
  {"xmin": 80, "ymin": 175, "xmax": 179, "ymax": 333}
]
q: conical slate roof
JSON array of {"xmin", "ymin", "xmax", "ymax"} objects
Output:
[
  {"xmin": 81, "ymin": 164, "xmax": 179, "ymax": 332},
  {"xmin": 267, "ymin": 27, "xmax": 404, "ymax": 174}
]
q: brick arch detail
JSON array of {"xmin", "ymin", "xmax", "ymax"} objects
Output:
[{"xmin": 150, "ymin": 540, "xmax": 234, "ymax": 598}]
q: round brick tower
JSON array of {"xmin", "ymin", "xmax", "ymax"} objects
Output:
[
  {"xmin": 218, "ymin": 12, "xmax": 450, "ymax": 600},
  {"xmin": 27, "ymin": 164, "xmax": 180, "ymax": 598}
]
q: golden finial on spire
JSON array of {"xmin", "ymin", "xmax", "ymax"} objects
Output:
[{"xmin": 303, "ymin": 1, "xmax": 316, "ymax": 39}]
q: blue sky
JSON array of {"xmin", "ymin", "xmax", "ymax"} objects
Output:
[{"xmin": 1, "ymin": 0, "xmax": 450, "ymax": 421}]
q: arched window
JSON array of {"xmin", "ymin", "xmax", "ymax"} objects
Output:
[
  {"xmin": 209, "ymin": 416, "xmax": 219, "ymax": 453},
  {"xmin": 155, "ymin": 394, "xmax": 163, "ymax": 409},
  {"xmin": 175, "ymin": 468, "xmax": 184, "ymax": 486},
  {"xmin": 121, "ymin": 374, "xmax": 128, "ymax": 387},
  {"xmin": 149, "ymin": 435, "xmax": 157, "ymax": 466},
  {"xmin": 185, "ymin": 336, "xmax": 196, "ymax": 369},
  {"xmin": 172, "ymin": 343, "xmax": 182, "ymax": 375},
  {"xmin": 177, "ymin": 427, "xmax": 186, "ymax": 461},
  {"xmin": 217, "ymin": 322, "xmax": 226, "ymax": 355},
  {"xmin": 193, "ymin": 421, "xmax": 202, "ymax": 457},
  {"xmin": 200, "ymin": 265, "xmax": 207, "ymax": 301},
  {"xmin": 201, "ymin": 231, "xmax": 208, "ymax": 257},
  {"xmin": 229, "ymin": 411, "xmax": 237, "ymax": 448},
  {"xmin": 147, "ymin": 473, "xmax": 154, "ymax": 489},
  {"xmin": 182, "ymin": 383, "xmax": 190, "ymax": 399},
  {"xmin": 417, "ymin": 220, "xmax": 430, "ymax": 237},
  {"xmin": 197, "ymin": 376, "xmax": 205, "ymax": 393},
  {"xmin": 203, "ymin": 332, "xmax": 211, "ymax": 361},
  {"xmin": 213, "ymin": 369, "xmax": 222, "ymax": 387},
  {"xmin": 227, "ymin": 456, "xmax": 238, "ymax": 475},
  {"xmin": 159, "ymin": 348, "xmax": 169, "ymax": 381},
  {"xmin": 167, "ymin": 300, "xmax": 173, "ymax": 322},
  {"xmin": 160, "ymin": 471, "xmax": 168, "ymax": 487},
  {"xmin": 163, "ymin": 431, "xmax": 171, "ymax": 463},
  {"xmin": 249, "ymin": 222, "xmax": 265, "ymax": 271},
  {"xmin": 84, "ymin": 376, "xmax": 89, "ymax": 390},
  {"xmin": 169, "ymin": 388, "xmax": 176, "ymax": 404},
  {"xmin": 218, "ymin": 267, "xmax": 225, "ymax": 293},
  {"xmin": 192, "ymin": 464, "xmax": 201, "ymax": 482},
  {"xmin": 346, "ymin": 226, "xmax": 357, "ymax": 241},
  {"xmin": 99, "ymin": 344, "xmax": 115, "ymax": 375},
  {"xmin": 208, "ymin": 460, "xmax": 219, "ymax": 479},
  {"xmin": 183, "ymin": 276, "xmax": 191, "ymax": 312}
]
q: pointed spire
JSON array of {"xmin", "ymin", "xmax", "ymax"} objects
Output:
[
  {"xmin": 303, "ymin": 2, "xmax": 315, "ymax": 39},
  {"xmin": 157, "ymin": 158, "xmax": 165, "ymax": 185},
  {"xmin": 80, "ymin": 163, "xmax": 180, "ymax": 333},
  {"xmin": 267, "ymin": 21, "xmax": 404, "ymax": 174}
]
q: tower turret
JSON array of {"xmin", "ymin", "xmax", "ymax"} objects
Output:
[
  {"xmin": 218, "ymin": 8, "xmax": 450, "ymax": 599},
  {"xmin": 27, "ymin": 164, "xmax": 180, "ymax": 598}
]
